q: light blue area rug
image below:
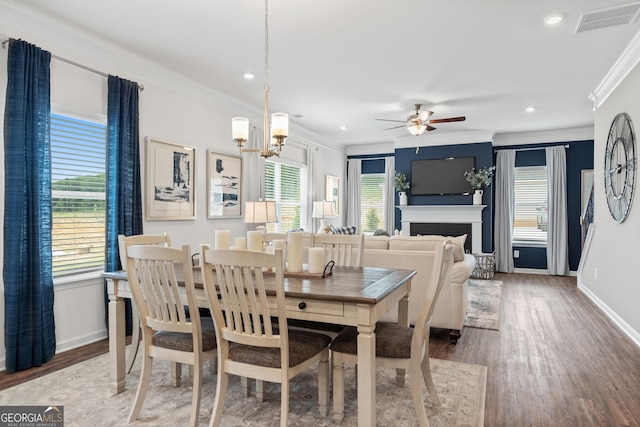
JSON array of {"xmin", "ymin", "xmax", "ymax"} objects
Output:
[
  {"xmin": 464, "ymin": 279, "xmax": 504, "ymax": 331},
  {"xmin": 0, "ymin": 351, "xmax": 486, "ymax": 426}
]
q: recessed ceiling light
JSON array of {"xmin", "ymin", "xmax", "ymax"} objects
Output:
[
  {"xmin": 340, "ymin": 125, "xmax": 348, "ymax": 131},
  {"xmin": 544, "ymin": 14, "xmax": 564, "ymax": 25},
  {"xmin": 526, "ymin": 106, "xmax": 536, "ymax": 113},
  {"xmin": 243, "ymin": 73, "xmax": 255, "ymax": 80}
]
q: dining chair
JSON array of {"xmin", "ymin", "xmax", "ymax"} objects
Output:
[
  {"xmin": 329, "ymin": 240, "xmax": 455, "ymax": 426},
  {"xmin": 200, "ymin": 246, "xmax": 331, "ymax": 427},
  {"xmin": 117, "ymin": 233, "xmax": 171, "ymax": 374},
  {"xmin": 313, "ymin": 233, "xmax": 364, "ymax": 268},
  {"xmin": 286, "ymin": 233, "xmax": 365, "ymax": 338},
  {"xmin": 125, "ymin": 244, "xmax": 217, "ymax": 427}
]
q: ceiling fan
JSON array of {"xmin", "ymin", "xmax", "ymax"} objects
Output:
[{"xmin": 376, "ymin": 104, "xmax": 466, "ymax": 136}]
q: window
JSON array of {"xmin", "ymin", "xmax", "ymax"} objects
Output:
[
  {"xmin": 513, "ymin": 166, "xmax": 548, "ymax": 245},
  {"xmin": 360, "ymin": 173, "xmax": 386, "ymax": 234},
  {"xmin": 51, "ymin": 114, "xmax": 107, "ymax": 276},
  {"xmin": 264, "ymin": 160, "xmax": 308, "ymax": 232}
]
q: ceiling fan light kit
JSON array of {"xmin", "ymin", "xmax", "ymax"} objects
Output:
[{"xmin": 376, "ymin": 103, "xmax": 466, "ymax": 137}]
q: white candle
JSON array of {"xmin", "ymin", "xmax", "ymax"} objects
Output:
[
  {"xmin": 235, "ymin": 237, "xmax": 247, "ymax": 250},
  {"xmin": 214, "ymin": 230, "xmax": 230, "ymax": 250},
  {"xmin": 308, "ymin": 247, "xmax": 325, "ymax": 274},
  {"xmin": 247, "ymin": 231, "xmax": 262, "ymax": 252},
  {"xmin": 273, "ymin": 239, "xmax": 286, "ymax": 272},
  {"xmin": 287, "ymin": 232, "xmax": 303, "ymax": 273}
]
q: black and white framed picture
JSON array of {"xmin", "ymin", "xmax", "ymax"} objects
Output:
[
  {"xmin": 145, "ymin": 137, "xmax": 196, "ymax": 220},
  {"xmin": 207, "ymin": 150, "xmax": 242, "ymax": 219}
]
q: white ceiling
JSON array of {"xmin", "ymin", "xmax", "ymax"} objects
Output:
[{"xmin": 13, "ymin": 0, "xmax": 640, "ymax": 147}]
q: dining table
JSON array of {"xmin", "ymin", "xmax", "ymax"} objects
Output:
[{"xmin": 103, "ymin": 264, "xmax": 416, "ymax": 427}]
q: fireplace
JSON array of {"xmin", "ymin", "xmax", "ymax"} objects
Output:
[
  {"xmin": 410, "ymin": 222, "xmax": 472, "ymax": 253},
  {"xmin": 398, "ymin": 205, "xmax": 485, "ymax": 254}
]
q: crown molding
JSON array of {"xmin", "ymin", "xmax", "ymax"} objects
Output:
[
  {"xmin": 492, "ymin": 126, "xmax": 594, "ymax": 146},
  {"xmin": 590, "ymin": 28, "xmax": 640, "ymax": 110}
]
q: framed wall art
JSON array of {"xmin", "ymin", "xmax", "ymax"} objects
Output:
[
  {"xmin": 207, "ymin": 150, "xmax": 242, "ymax": 219},
  {"xmin": 325, "ymin": 174, "xmax": 340, "ymax": 215},
  {"xmin": 145, "ymin": 137, "xmax": 196, "ymax": 220}
]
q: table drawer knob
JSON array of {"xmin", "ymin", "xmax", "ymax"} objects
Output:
[{"xmin": 298, "ymin": 302, "xmax": 307, "ymax": 310}]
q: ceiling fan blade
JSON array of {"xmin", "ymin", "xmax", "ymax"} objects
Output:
[
  {"xmin": 382, "ymin": 124, "xmax": 407, "ymax": 130},
  {"xmin": 375, "ymin": 118, "xmax": 407, "ymax": 123},
  {"xmin": 417, "ymin": 110, "xmax": 434, "ymax": 122},
  {"xmin": 426, "ymin": 125, "xmax": 436, "ymax": 131},
  {"xmin": 428, "ymin": 116, "xmax": 466, "ymax": 124}
]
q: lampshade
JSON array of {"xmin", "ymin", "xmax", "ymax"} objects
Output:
[
  {"xmin": 407, "ymin": 124, "xmax": 426, "ymax": 136},
  {"xmin": 312, "ymin": 201, "xmax": 336, "ymax": 219},
  {"xmin": 232, "ymin": 117, "xmax": 249, "ymax": 142},
  {"xmin": 244, "ymin": 201, "xmax": 278, "ymax": 224}
]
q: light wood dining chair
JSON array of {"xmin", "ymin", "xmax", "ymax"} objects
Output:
[
  {"xmin": 200, "ymin": 246, "xmax": 331, "ymax": 427},
  {"xmin": 125, "ymin": 244, "xmax": 217, "ymax": 427},
  {"xmin": 313, "ymin": 233, "xmax": 365, "ymax": 267},
  {"xmin": 329, "ymin": 240, "xmax": 455, "ymax": 426},
  {"xmin": 117, "ymin": 233, "xmax": 171, "ymax": 374}
]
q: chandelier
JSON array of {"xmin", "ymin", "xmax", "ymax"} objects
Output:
[{"xmin": 231, "ymin": 0, "xmax": 288, "ymax": 158}]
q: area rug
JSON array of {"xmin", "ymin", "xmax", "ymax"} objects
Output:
[
  {"xmin": 464, "ymin": 279, "xmax": 504, "ymax": 331},
  {"xmin": 0, "ymin": 350, "xmax": 486, "ymax": 426}
]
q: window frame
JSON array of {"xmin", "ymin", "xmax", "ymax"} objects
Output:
[
  {"xmin": 359, "ymin": 172, "xmax": 386, "ymax": 235},
  {"xmin": 264, "ymin": 158, "xmax": 308, "ymax": 233},
  {"xmin": 512, "ymin": 165, "xmax": 548, "ymax": 247},
  {"xmin": 50, "ymin": 113, "xmax": 107, "ymax": 278}
]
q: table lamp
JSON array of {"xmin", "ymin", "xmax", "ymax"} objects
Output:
[
  {"xmin": 312, "ymin": 200, "xmax": 336, "ymax": 234},
  {"xmin": 244, "ymin": 200, "xmax": 278, "ymax": 233}
]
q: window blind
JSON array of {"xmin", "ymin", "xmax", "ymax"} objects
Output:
[
  {"xmin": 360, "ymin": 174, "xmax": 385, "ymax": 233},
  {"xmin": 264, "ymin": 159, "xmax": 308, "ymax": 232},
  {"xmin": 513, "ymin": 166, "xmax": 548, "ymax": 245},
  {"xmin": 51, "ymin": 113, "xmax": 107, "ymax": 276}
]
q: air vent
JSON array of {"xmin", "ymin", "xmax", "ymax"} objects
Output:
[{"xmin": 576, "ymin": 2, "xmax": 640, "ymax": 33}]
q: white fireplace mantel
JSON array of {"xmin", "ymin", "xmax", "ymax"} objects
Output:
[{"xmin": 397, "ymin": 205, "xmax": 486, "ymax": 253}]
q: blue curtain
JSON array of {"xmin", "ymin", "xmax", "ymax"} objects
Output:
[
  {"xmin": 105, "ymin": 75, "xmax": 142, "ymax": 334},
  {"xmin": 3, "ymin": 39, "xmax": 56, "ymax": 372}
]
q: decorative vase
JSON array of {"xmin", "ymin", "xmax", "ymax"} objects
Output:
[
  {"xmin": 399, "ymin": 191, "xmax": 408, "ymax": 206},
  {"xmin": 473, "ymin": 189, "xmax": 483, "ymax": 205}
]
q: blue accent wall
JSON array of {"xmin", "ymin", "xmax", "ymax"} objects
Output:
[
  {"xmin": 395, "ymin": 142, "xmax": 494, "ymax": 252},
  {"xmin": 352, "ymin": 139, "xmax": 594, "ymax": 272}
]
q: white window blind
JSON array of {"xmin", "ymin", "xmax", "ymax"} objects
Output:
[
  {"xmin": 264, "ymin": 160, "xmax": 308, "ymax": 232},
  {"xmin": 51, "ymin": 114, "xmax": 107, "ymax": 276},
  {"xmin": 360, "ymin": 174, "xmax": 385, "ymax": 234},
  {"xmin": 513, "ymin": 166, "xmax": 548, "ymax": 245}
]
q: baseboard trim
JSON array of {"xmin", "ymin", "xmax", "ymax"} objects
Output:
[
  {"xmin": 512, "ymin": 268, "xmax": 577, "ymax": 277},
  {"xmin": 578, "ymin": 282, "xmax": 640, "ymax": 349},
  {"xmin": 56, "ymin": 330, "xmax": 108, "ymax": 354}
]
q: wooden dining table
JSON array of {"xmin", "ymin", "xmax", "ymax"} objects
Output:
[{"xmin": 103, "ymin": 265, "xmax": 416, "ymax": 427}]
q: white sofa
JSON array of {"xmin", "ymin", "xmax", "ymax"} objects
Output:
[{"xmin": 363, "ymin": 235, "xmax": 476, "ymax": 343}]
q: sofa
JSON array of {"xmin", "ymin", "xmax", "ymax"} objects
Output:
[{"xmin": 363, "ymin": 235, "xmax": 476, "ymax": 343}]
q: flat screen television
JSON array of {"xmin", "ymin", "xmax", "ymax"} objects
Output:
[{"xmin": 410, "ymin": 157, "xmax": 475, "ymax": 195}]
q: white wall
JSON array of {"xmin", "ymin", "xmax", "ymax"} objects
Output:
[
  {"xmin": 580, "ymin": 36, "xmax": 640, "ymax": 346},
  {"xmin": 0, "ymin": 2, "xmax": 345, "ymax": 370}
]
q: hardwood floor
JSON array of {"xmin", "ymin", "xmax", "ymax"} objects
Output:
[
  {"xmin": 431, "ymin": 273, "xmax": 640, "ymax": 426},
  {"xmin": 2, "ymin": 273, "xmax": 640, "ymax": 425}
]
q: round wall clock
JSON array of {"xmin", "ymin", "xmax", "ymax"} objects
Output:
[{"xmin": 604, "ymin": 112, "xmax": 636, "ymax": 223}]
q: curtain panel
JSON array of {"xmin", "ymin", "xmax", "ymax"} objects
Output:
[
  {"xmin": 3, "ymin": 39, "xmax": 56, "ymax": 372},
  {"xmin": 346, "ymin": 159, "xmax": 361, "ymax": 230},
  {"xmin": 494, "ymin": 150, "xmax": 515, "ymax": 273},
  {"xmin": 105, "ymin": 75, "xmax": 143, "ymax": 334},
  {"xmin": 546, "ymin": 146, "xmax": 569, "ymax": 275}
]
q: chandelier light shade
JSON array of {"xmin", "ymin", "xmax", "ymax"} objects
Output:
[
  {"xmin": 232, "ymin": 0, "xmax": 289, "ymax": 158},
  {"xmin": 312, "ymin": 200, "xmax": 336, "ymax": 234},
  {"xmin": 232, "ymin": 117, "xmax": 250, "ymax": 146}
]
